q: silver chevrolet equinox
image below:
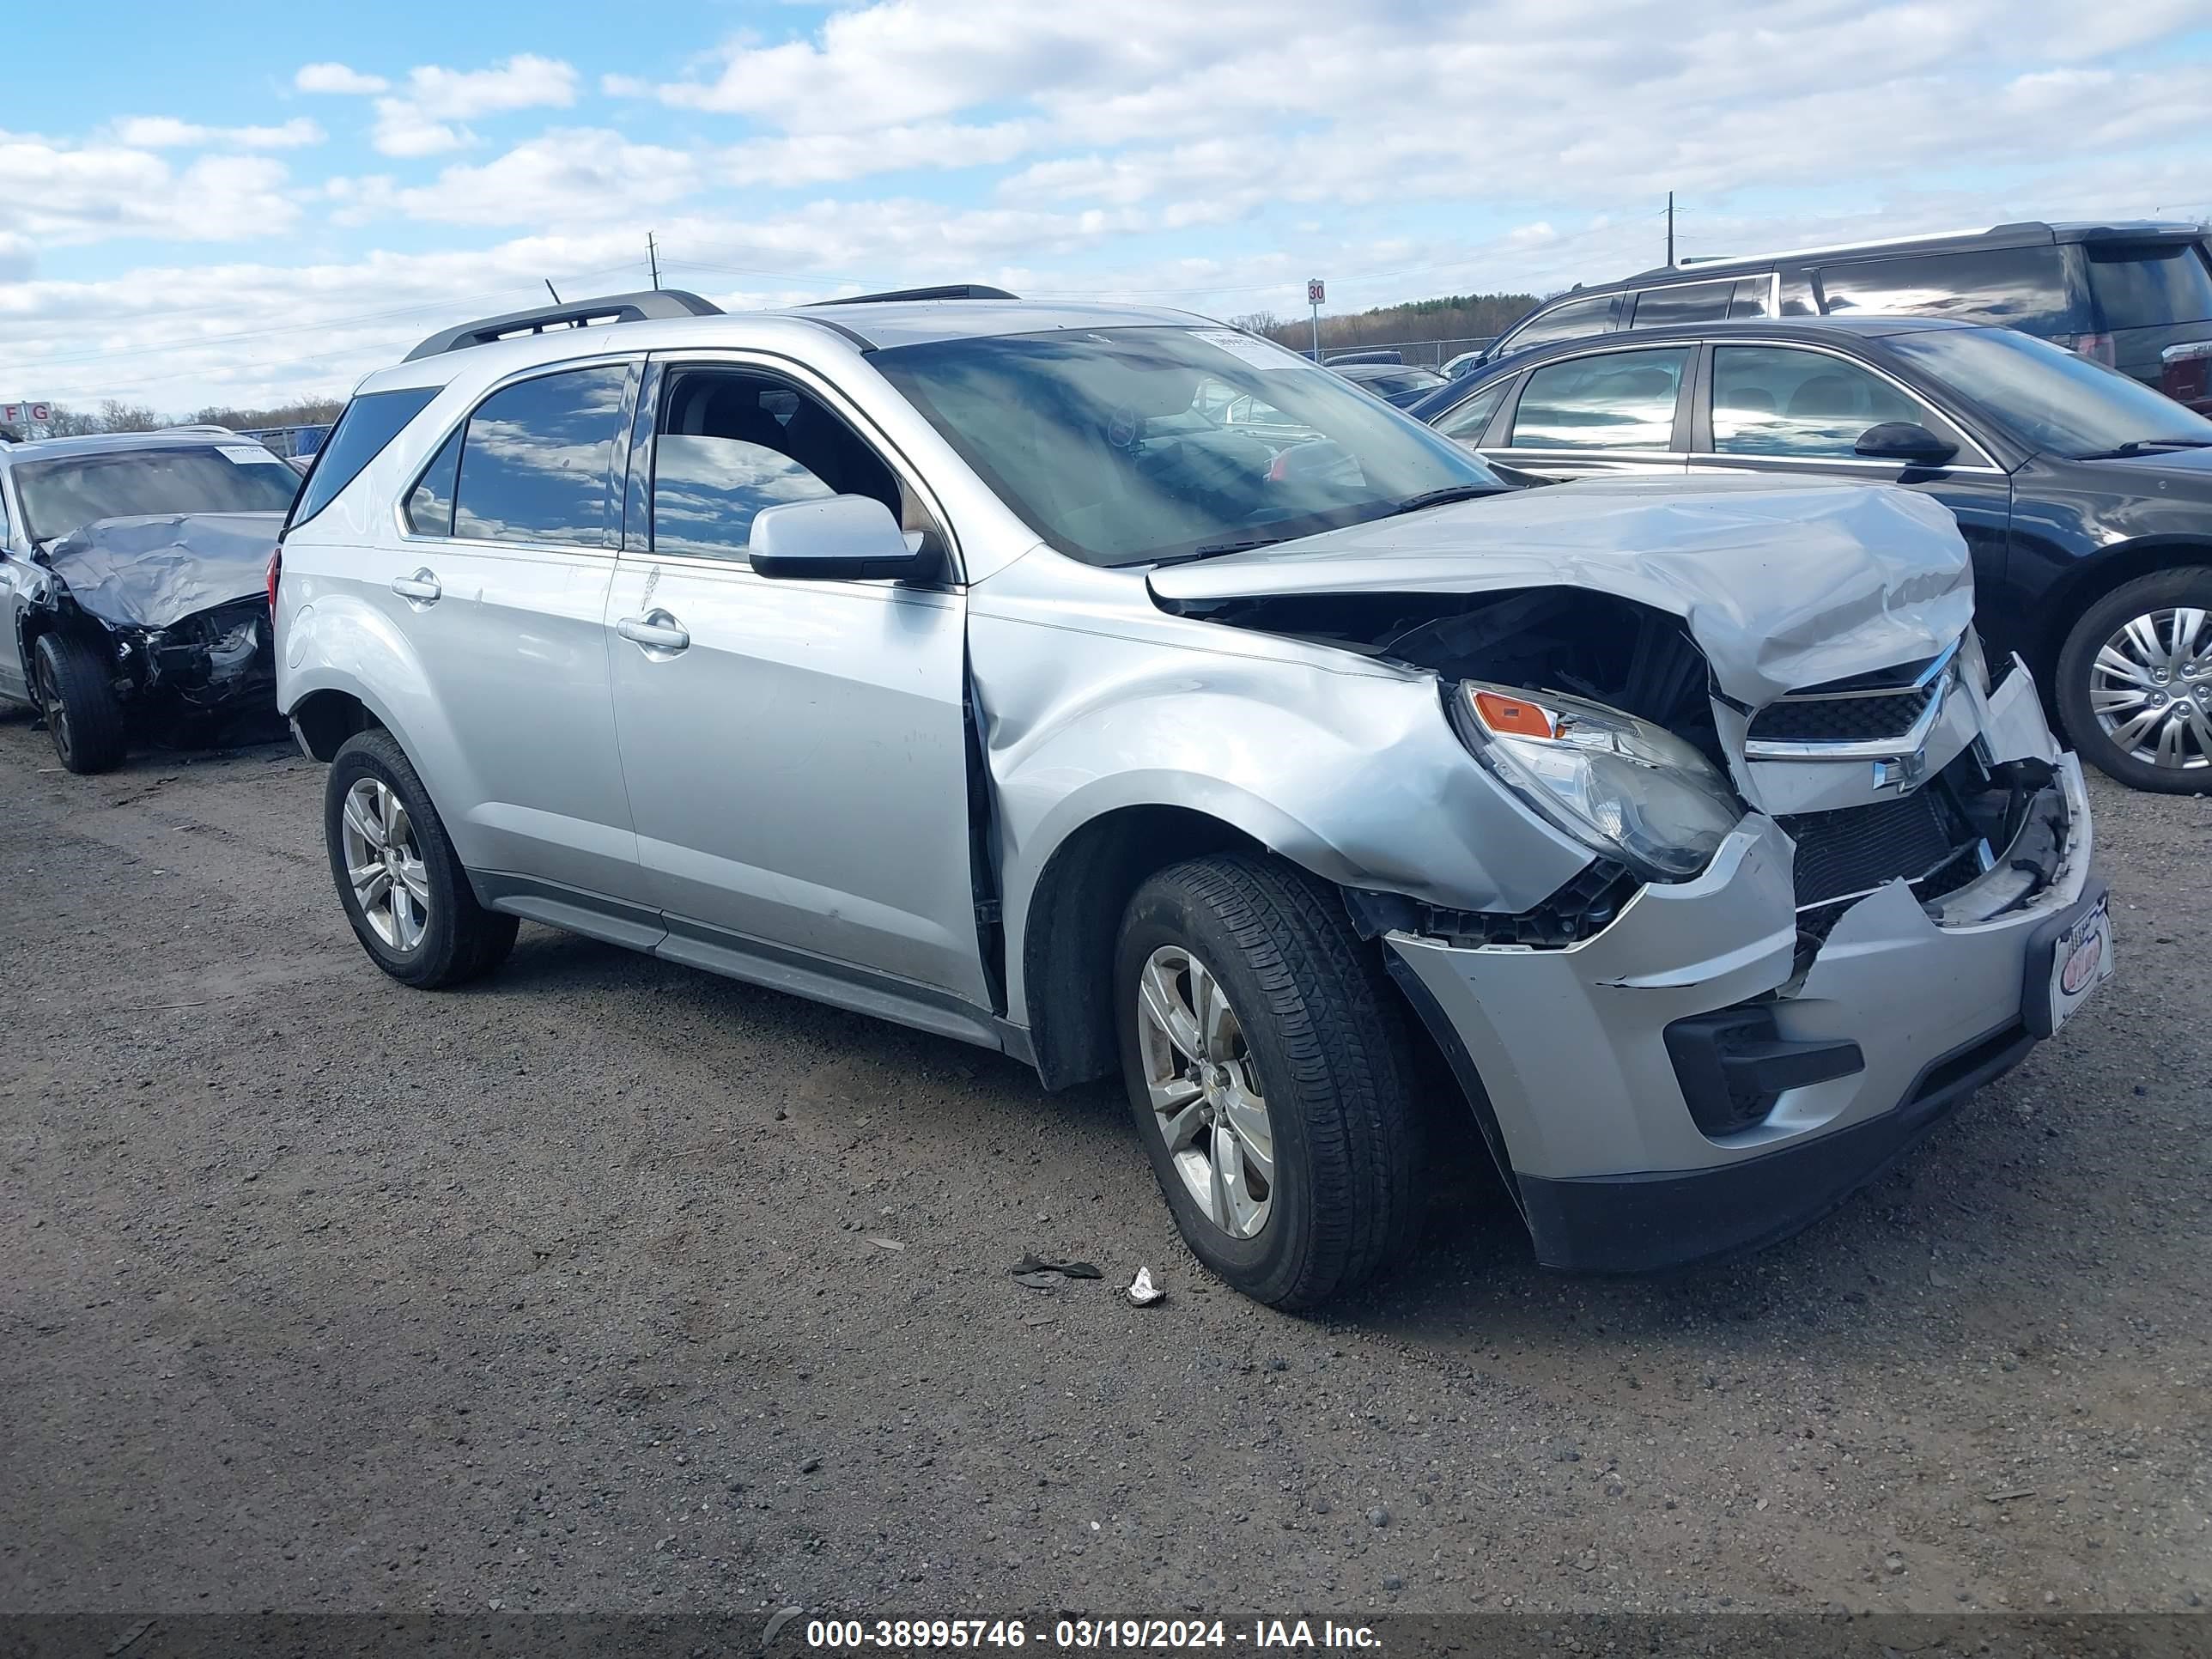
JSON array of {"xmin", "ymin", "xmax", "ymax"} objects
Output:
[{"xmin": 273, "ymin": 285, "xmax": 2114, "ymax": 1308}]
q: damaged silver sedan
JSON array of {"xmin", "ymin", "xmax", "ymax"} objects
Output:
[
  {"xmin": 275, "ymin": 292, "xmax": 2113, "ymax": 1308},
  {"xmin": 0, "ymin": 429, "xmax": 296, "ymax": 772}
]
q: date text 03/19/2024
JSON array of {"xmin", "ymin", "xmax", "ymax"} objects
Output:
[{"xmin": 802, "ymin": 1618, "xmax": 1382, "ymax": 1649}]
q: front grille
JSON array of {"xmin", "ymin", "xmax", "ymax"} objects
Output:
[
  {"xmin": 1779, "ymin": 788, "xmax": 1961, "ymax": 909},
  {"xmin": 1748, "ymin": 681, "xmax": 1938, "ymax": 744}
]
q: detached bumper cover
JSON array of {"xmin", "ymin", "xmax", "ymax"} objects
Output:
[{"xmin": 1387, "ymin": 754, "xmax": 2099, "ymax": 1273}]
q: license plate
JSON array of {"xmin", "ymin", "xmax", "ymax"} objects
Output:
[{"xmin": 2045, "ymin": 894, "xmax": 2115, "ymax": 1036}]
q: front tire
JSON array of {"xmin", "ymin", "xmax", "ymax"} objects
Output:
[
  {"xmin": 324, "ymin": 728, "xmax": 518, "ymax": 988},
  {"xmin": 32, "ymin": 631, "xmax": 129, "ymax": 774},
  {"xmin": 1115, "ymin": 854, "xmax": 1421, "ymax": 1310},
  {"xmin": 2056, "ymin": 568, "xmax": 2212, "ymax": 793}
]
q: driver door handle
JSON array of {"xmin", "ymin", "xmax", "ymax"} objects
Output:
[
  {"xmin": 617, "ymin": 611, "xmax": 690, "ymax": 653},
  {"xmin": 391, "ymin": 569, "xmax": 441, "ymax": 603}
]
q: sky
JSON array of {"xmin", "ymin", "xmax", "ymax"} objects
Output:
[{"xmin": 5, "ymin": 0, "xmax": 2212, "ymax": 416}]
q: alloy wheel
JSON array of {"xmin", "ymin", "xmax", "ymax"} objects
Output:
[
  {"xmin": 340, "ymin": 776, "xmax": 431, "ymax": 951},
  {"xmin": 1134, "ymin": 944, "xmax": 1275, "ymax": 1239},
  {"xmin": 2089, "ymin": 605, "xmax": 2212, "ymax": 772}
]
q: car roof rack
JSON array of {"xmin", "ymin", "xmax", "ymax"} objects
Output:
[
  {"xmin": 404, "ymin": 289, "xmax": 723, "ymax": 361},
  {"xmin": 805, "ymin": 284, "xmax": 1018, "ymax": 306}
]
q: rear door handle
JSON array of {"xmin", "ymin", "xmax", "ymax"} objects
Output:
[
  {"xmin": 391, "ymin": 569, "xmax": 441, "ymax": 604},
  {"xmin": 617, "ymin": 611, "xmax": 690, "ymax": 653}
]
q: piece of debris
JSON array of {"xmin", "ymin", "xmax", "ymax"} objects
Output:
[
  {"xmin": 1127, "ymin": 1267, "xmax": 1165, "ymax": 1306},
  {"xmin": 1015, "ymin": 1271, "xmax": 1064, "ymax": 1290},
  {"xmin": 763, "ymin": 1605, "xmax": 805, "ymax": 1650},
  {"xmin": 866, "ymin": 1237, "xmax": 906, "ymax": 1252},
  {"xmin": 1983, "ymin": 1489, "xmax": 2036, "ymax": 1503},
  {"xmin": 799, "ymin": 1455, "xmax": 821, "ymax": 1474},
  {"xmin": 1022, "ymin": 1312, "xmax": 1057, "ymax": 1327},
  {"xmin": 105, "ymin": 1622, "xmax": 154, "ymax": 1658},
  {"xmin": 1012, "ymin": 1253, "xmax": 1102, "ymax": 1279}
]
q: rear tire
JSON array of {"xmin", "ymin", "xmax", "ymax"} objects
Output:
[
  {"xmin": 1114, "ymin": 853, "xmax": 1422, "ymax": 1310},
  {"xmin": 324, "ymin": 728, "xmax": 518, "ymax": 988},
  {"xmin": 2055, "ymin": 567, "xmax": 2212, "ymax": 793},
  {"xmin": 32, "ymin": 631, "xmax": 129, "ymax": 774}
]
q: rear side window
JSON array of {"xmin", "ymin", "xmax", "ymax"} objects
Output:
[
  {"xmin": 1504, "ymin": 294, "xmax": 1615, "ymax": 351},
  {"xmin": 1817, "ymin": 246, "xmax": 2081, "ymax": 335},
  {"xmin": 1629, "ymin": 281, "xmax": 1732, "ymax": 328},
  {"xmin": 289, "ymin": 386, "xmax": 439, "ymax": 530},
  {"xmin": 1511, "ymin": 347, "xmax": 1689, "ymax": 451},
  {"xmin": 1729, "ymin": 277, "xmax": 1771, "ymax": 319},
  {"xmin": 452, "ymin": 366, "xmax": 630, "ymax": 546},
  {"xmin": 2087, "ymin": 241, "xmax": 2212, "ymax": 331}
]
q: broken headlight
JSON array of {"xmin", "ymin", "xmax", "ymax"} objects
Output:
[{"xmin": 1452, "ymin": 681, "xmax": 1744, "ymax": 881}]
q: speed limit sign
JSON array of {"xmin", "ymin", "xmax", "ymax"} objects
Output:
[{"xmin": 1307, "ymin": 278, "xmax": 1325, "ymax": 305}]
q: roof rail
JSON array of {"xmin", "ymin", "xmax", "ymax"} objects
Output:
[
  {"xmin": 806, "ymin": 284, "xmax": 1018, "ymax": 306},
  {"xmin": 404, "ymin": 289, "xmax": 722, "ymax": 361}
]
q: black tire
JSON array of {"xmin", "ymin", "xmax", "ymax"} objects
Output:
[
  {"xmin": 1114, "ymin": 853, "xmax": 1421, "ymax": 1310},
  {"xmin": 2055, "ymin": 566, "xmax": 2212, "ymax": 793},
  {"xmin": 32, "ymin": 631, "xmax": 129, "ymax": 774},
  {"xmin": 324, "ymin": 727, "xmax": 518, "ymax": 988}
]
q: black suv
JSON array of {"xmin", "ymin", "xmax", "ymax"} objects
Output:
[
  {"xmin": 1484, "ymin": 221, "xmax": 2212, "ymax": 410},
  {"xmin": 1414, "ymin": 315, "xmax": 2212, "ymax": 793}
]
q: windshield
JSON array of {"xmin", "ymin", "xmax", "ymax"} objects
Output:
[
  {"xmin": 872, "ymin": 325, "xmax": 1502, "ymax": 566},
  {"xmin": 1885, "ymin": 325, "xmax": 2212, "ymax": 459},
  {"xmin": 15, "ymin": 446, "xmax": 300, "ymax": 544}
]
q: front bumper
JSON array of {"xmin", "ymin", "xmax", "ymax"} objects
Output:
[{"xmin": 1386, "ymin": 752, "xmax": 2100, "ymax": 1273}]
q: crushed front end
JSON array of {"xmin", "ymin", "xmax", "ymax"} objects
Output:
[{"xmin": 1383, "ymin": 641, "xmax": 2110, "ymax": 1272}]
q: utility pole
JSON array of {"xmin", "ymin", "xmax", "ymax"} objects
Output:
[
  {"xmin": 647, "ymin": 233, "xmax": 661, "ymax": 290},
  {"xmin": 1666, "ymin": 191, "xmax": 1675, "ymax": 267}
]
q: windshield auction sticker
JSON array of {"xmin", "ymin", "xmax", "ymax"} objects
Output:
[{"xmin": 1194, "ymin": 330, "xmax": 1296, "ymax": 369}]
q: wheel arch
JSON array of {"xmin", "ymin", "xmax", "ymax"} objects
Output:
[{"xmin": 2030, "ymin": 538, "xmax": 2212, "ymax": 684}]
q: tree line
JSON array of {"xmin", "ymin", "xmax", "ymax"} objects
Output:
[
  {"xmin": 26, "ymin": 395, "xmax": 346, "ymax": 439},
  {"xmin": 1229, "ymin": 291, "xmax": 1541, "ymax": 356}
]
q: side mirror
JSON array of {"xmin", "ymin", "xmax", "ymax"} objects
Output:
[
  {"xmin": 749, "ymin": 495, "xmax": 926, "ymax": 581},
  {"xmin": 1855, "ymin": 422, "xmax": 1958, "ymax": 467}
]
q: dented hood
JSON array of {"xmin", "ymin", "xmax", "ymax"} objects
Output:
[
  {"xmin": 44, "ymin": 511, "xmax": 280, "ymax": 632},
  {"xmin": 1146, "ymin": 476, "xmax": 1973, "ymax": 705}
]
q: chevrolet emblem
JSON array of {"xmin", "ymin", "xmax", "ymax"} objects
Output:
[{"xmin": 1873, "ymin": 751, "xmax": 1928, "ymax": 793}]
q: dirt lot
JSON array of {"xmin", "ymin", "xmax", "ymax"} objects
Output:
[{"xmin": 2, "ymin": 716, "xmax": 2208, "ymax": 1621}]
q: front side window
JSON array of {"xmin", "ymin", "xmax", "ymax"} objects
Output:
[
  {"xmin": 1629, "ymin": 281, "xmax": 1733, "ymax": 329},
  {"xmin": 1711, "ymin": 346, "xmax": 1937, "ymax": 458},
  {"xmin": 649, "ymin": 369, "xmax": 915, "ymax": 562},
  {"xmin": 15, "ymin": 445, "xmax": 301, "ymax": 545},
  {"xmin": 1504, "ymin": 295, "xmax": 1615, "ymax": 352},
  {"xmin": 1510, "ymin": 347, "xmax": 1689, "ymax": 452},
  {"xmin": 872, "ymin": 326, "xmax": 1501, "ymax": 568},
  {"xmin": 451, "ymin": 365, "xmax": 630, "ymax": 546},
  {"xmin": 1817, "ymin": 246, "xmax": 2082, "ymax": 335},
  {"xmin": 1434, "ymin": 381, "xmax": 1509, "ymax": 443}
]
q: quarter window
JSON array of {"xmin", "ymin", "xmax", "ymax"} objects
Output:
[
  {"xmin": 404, "ymin": 428, "xmax": 462, "ymax": 536},
  {"xmin": 451, "ymin": 366, "xmax": 631, "ymax": 546},
  {"xmin": 1435, "ymin": 382, "xmax": 1509, "ymax": 443},
  {"xmin": 1510, "ymin": 348, "xmax": 1689, "ymax": 452},
  {"xmin": 1710, "ymin": 346, "xmax": 1939, "ymax": 459},
  {"xmin": 1816, "ymin": 246, "xmax": 2081, "ymax": 335}
]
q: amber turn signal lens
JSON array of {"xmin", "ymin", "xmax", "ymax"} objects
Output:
[{"xmin": 1472, "ymin": 690, "xmax": 1557, "ymax": 738}]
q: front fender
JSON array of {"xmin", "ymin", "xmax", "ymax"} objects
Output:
[{"xmin": 970, "ymin": 587, "xmax": 1597, "ymax": 1024}]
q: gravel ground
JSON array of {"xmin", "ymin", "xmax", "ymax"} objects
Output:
[{"xmin": 2, "ymin": 716, "xmax": 2208, "ymax": 1622}]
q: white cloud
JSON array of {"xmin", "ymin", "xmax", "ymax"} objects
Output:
[
  {"xmin": 387, "ymin": 130, "xmax": 703, "ymax": 226},
  {"xmin": 109, "ymin": 116, "xmax": 325, "ymax": 150},
  {"xmin": 0, "ymin": 131, "xmax": 299, "ymax": 247},
  {"xmin": 295, "ymin": 63, "xmax": 389, "ymax": 95},
  {"xmin": 354, "ymin": 55, "xmax": 580, "ymax": 156}
]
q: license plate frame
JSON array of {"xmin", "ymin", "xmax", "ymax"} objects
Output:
[{"xmin": 2022, "ymin": 882, "xmax": 2116, "ymax": 1041}]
